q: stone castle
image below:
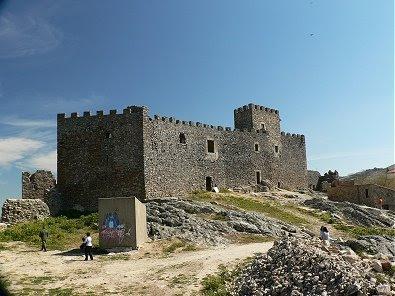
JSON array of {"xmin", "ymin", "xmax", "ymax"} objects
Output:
[{"xmin": 57, "ymin": 103, "xmax": 307, "ymax": 211}]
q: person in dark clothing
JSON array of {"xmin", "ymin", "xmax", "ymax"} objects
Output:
[
  {"xmin": 39, "ymin": 228, "xmax": 48, "ymax": 252},
  {"xmin": 84, "ymin": 232, "xmax": 93, "ymax": 261}
]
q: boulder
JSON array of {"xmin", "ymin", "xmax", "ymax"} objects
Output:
[{"xmin": 371, "ymin": 259, "xmax": 383, "ymax": 273}]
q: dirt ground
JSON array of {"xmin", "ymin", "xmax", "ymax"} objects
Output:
[{"xmin": 0, "ymin": 240, "xmax": 273, "ymax": 296}]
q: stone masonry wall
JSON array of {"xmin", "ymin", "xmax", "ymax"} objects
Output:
[
  {"xmin": 22, "ymin": 170, "xmax": 56, "ymax": 200},
  {"xmin": 307, "ymin": 170, "xmax": 321, "ymax": 190},
  {"xmin": 1, "ymin": 199, "xmax": 50, "ymax": 224},
  {"xmin": 328, "ymin": 184, "xmax": 395, "ymax": 210},
  {"xmin": 57, "ymin": 107, "xmax": 146, "ymax": 212},
  {"xmin": 58, "ymin": 103, "xmax": 307, "ymax": 211},
  {"xmin": 280, "ymin": 133, "xmax": 307, "ymax": 189}
]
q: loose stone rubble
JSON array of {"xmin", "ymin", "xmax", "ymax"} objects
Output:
[
  {"xmin": 146, "ymin": 198, "xmax": 305, "ymax": 245},
  {"xmin": 1, "ymin": 199, "xmax": 50, "ymax": 224},
  {"xmin": 232, "ymin": 237, "xmax": 394, "ymax": 296}
]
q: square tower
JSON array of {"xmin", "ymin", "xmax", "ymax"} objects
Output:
[{"xmin": 234, "ymin": 103, "xmax": 281, "ymax": 136}]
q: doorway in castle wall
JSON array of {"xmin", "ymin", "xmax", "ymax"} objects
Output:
[{"xmin": 206, "ymin": 177, "xmax": 213, "ymax": 191}]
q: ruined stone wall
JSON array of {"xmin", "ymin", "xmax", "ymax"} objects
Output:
[
  {"xmin": 1, "ymin": 199, "xmax": 50, "ymax": 224},
  {"xmin": 328, "ymin": 184, "xmax": 395, "ymax": 210},
  {"xmin": 57, "ymin": 107, "xmax": 146, "ymax": 212},
  {"xmin": 307, "ymin": 170, "xmax": 321, "ymax": 190},
  {"xmin": 280, "ymin": 133, "xmax": 307, "ymax": 190},
  {"xmin": 22, "ymin": 170, "xmax": 56, "ymax": 200}
]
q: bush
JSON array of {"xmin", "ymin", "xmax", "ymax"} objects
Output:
[
  {"xmin": 0, "ymin": 213, "xmax": 98, "ymax": 250},
  {"xmin": 0, "ymin": 275, "xmax": 12, "ymax": 296}
]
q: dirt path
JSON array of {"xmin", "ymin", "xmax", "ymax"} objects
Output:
[{"xmin": 0, "ymin": 241, "xmax": 273, "ymax": 295}]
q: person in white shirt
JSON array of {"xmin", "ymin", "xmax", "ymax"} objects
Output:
[
  {"xmin": 84, "ymin": 232, "xmax": 93, "ymax": 261},
  {"xmin": 320, "ymin": 226, "xmax": 330, "ymax": 247}
]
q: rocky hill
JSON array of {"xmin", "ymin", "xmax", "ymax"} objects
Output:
[{"xmin": 342, "ymin": 164, "xmax": 395, "ymax": 190}]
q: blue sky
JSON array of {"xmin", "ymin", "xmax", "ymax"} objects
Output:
[{"xmin": 0, "ymin": 0, "xmax": 393, "ymax": 205}]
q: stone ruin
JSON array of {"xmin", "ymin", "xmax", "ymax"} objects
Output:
[
  {"xmin": 1, "ymin": 170, "xmax": 60, "ymax": 224},
  {"xmin": 316, "ymin": 170, "xmax": 339, "ymax": 192},
  {"xmin": 1, "ymin": 199, "xmax": 50, "ymax": 224},
  {"xmin": 22, "ymin": 170, "xmax": 56, "ymax": 200}
]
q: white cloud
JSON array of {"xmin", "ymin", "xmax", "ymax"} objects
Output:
[
  {"xmin": 0, "ymin": 117, "xmax": 56, "ymax": 128},
  {"xmin": 28, "ymin": 150, "xmax": 57, "ymax": 172},
  {"xmin": 0, "ymin": 137, "xmax": 44, "ymax": 166},
  {"xmin": 0, "ymin": 13, "xmax": 62, "ymax": 58}
]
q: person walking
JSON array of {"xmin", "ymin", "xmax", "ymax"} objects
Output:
[
  {"xmin": 84, "ymin": 232, "xmax": 93, "ymax": 261},
  {"xmin": 39, "ymin": 227, "xmax": 48, "ymax": 252},
  {"xmin": 320, "ymin": 226, "xmax": 330, "ymax": 246}
]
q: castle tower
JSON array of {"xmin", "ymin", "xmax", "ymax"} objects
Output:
[{"xmin": 234, "ymin": 103, "xmax": 281, "ymax": 135}]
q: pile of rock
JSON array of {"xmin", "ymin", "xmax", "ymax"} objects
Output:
[
  {"xmin": 146, "ymin": 198, "xmax": 305, "ymax": 245},
  {"xmin": 231, "ymin": 237, "xmax": 393, "ymax": 296},
  {"xmin": 1, "ymin": 199, "xmax": 50, "ymax": 224}
]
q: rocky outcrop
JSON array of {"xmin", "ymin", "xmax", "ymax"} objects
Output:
[
  {"xmin": 304, "ymin": 198, "xmax": 395, "ymax": 227},
  {"xmin": 232, "ymin": 237, "xmax": 385, "ymax": 296},
  {"xmin": 1, "ymin": 199, "xmax": 50, "ymax": 224},
  {"xmin": 146, "ymin": 198, "xmax": 307, "ymax": 245},
  {"xmin": 346, "ymin": 236, "xmax": 395, "ymax": 257}
]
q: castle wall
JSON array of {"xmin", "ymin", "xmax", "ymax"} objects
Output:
[
  {"xmin": 57, "ymin": 103, "xmax": 308, "ymax": 210},
  {"xmin": 143, "ymin": 105, "xmax": 304, "ymax": 198},
  {"xmin": 280, "ymin": 133, "xmax": 307, "ymax": 189},
  {"xmin": 57, "ymin": 108, "xmax": 146, "ymax": 211}
]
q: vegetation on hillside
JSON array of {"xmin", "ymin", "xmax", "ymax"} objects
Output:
[
  {"xmin": 0, "ymin": 213, "xmax": 98, "ymax": 250},
  {"xmin": 189, "ymin": 190, "xmax": 308, "ymax": 225}
]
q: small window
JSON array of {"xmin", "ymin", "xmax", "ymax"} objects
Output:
[
  {"xmin": 254, "ymin": 143, "xmax": 259, "ymax": 152},
  {"xmin": 274, "ymin": 145, "xmax": 279, "ymax": 153},
  {"xmin": 256, "ymin": 171, "xmax": 261, "ymax": 184},
  {"xmin": 277, "ymin": 182, "xmax": 281, "ymax": 188},
  {"xmin": 179, "ymin": 133, "xmax": 186, "ymax": 144},
  {"xmin": 261, "ymin": 123, "xmax": 266, "ymax": 130},
  {"xmin": 365, "ymin": 188, "xmax": 369, "ymax": 198},
  {"xmin": 207, "ymin": 140, "xmax": 215, "ymax": 153}
]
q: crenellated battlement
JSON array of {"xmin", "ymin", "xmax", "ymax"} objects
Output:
[
  {"xmin": 149, "ymin": 113, "xmax": 270, "ymax": 134},
  {"xmin": 57, "ymin": 106, "xmax": 149, "ymax": 120},
  {"xmin": 281, "ymin": 131, "xmax": 305, "ymax": 140},
  {"xmin": 234, "ymin": 103, "xmax": 279, "ymax": 115}
]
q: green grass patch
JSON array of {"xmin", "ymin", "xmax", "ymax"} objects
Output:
[
  {"xmin": 162, "ymin": 239, "xmax": 199, "ymax": 254},
  {"xmin": 170, "ymin": 274, "xmax": 196, "ymax": 287},
  {"xmin": 333, "ymin": 224, "xmax": 395, "ymax": 237},
  {"xmin": 201, "ymin": 261, "xmax": 252, "ymax": 296},
  {"xmin": 163, "ymin": 240, "xmax": 187, "ymax": 253},
  {"xmin": 0, "ymin": 213, "xmax": 98, "ymax": 250},
  {"xmin": 48, "ymin": 288, "xmax": 74, "ymax": 296},
  {"xmin": 190, "ymin": 191, "xmax": 308, "ymax": 225}
]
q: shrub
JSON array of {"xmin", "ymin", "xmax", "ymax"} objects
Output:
[
  {"xmin": 0, "ymin": 213, "xmax": 98, "ymax": 250},
  {"xmin": 0, "ymin": 275, "xmax": 12, "ymax": 296}
]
